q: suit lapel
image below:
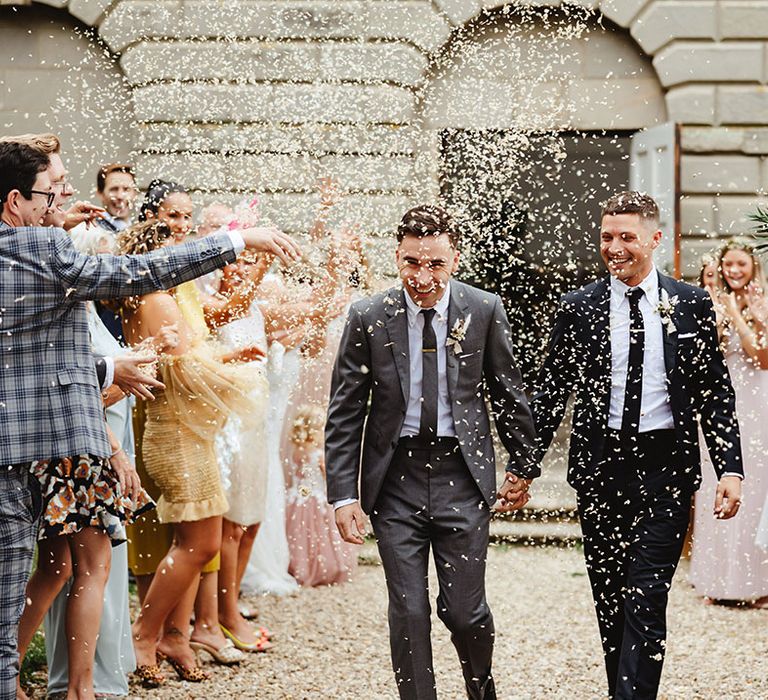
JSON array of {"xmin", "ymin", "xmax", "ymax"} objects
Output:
[
  {"xmin": 657, "ymin": 272, "xmax": 679, "ymax": 378},
  {"xmin": 587, "ymin": 277, "xmax": 611, "ymax": 375},
  {"xmin": 384, "ymin": 288, "xmax": 411, "ymax": 404},
  {"xmin": 446, "ymin": 283, "xmax": 470, "ymax": 401}
]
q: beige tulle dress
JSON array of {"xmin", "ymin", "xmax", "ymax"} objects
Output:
[{"xmin": 142, "ymin": 282, "xmax": 261, "ymax": 524}]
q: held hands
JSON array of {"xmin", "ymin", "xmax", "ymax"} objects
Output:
[
  {"xmin": 239, "ymin": 226, "xmax": 302, "ymax": 266},
  {"xmin": 496, "ymin": 473, "xmax": 533, "ymax": 513},
  {"xmin": 335, "ymin": 502, "xmax": 367, "ymax": 545},
  {"xmin": 714, "ymin": 475, "xmax": 742, "ymax": 520}
]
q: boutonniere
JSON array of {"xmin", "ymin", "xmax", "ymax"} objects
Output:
[
  {"xmin": 656, "ymin": 289, "xmax": 678, "ymax": 335},
  {"xmin": 446, "ymin": 314, "xmax": 472, "ymax": 354}
]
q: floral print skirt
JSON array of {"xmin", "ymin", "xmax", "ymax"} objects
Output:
[{"xmin": 31, "ymin": 454, "xmax": 154, "ymax": 544}]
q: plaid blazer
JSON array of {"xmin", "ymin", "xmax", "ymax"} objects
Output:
[{"xmin": 0, "ymin": 222, "xmax": 237, "ymax": 464}]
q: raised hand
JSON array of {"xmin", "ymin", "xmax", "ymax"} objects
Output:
[
  {"xmin": 746, "ymin": 282, "xmax": 768, "ymax": 326},
  {"xmin": 63, "ymin": 201, "xmax": 107, "ymax": 231},
  {"xmin": 335, "ymin": 501, "xmax": 367, "ymax": 545},
  {"xmin": 240, "ymin": 226, "xmax": 302, "ymax": 266},
  {"xmin": 496, "ymin": 472, "xmax": 533, "ymax": 512},
  {"xmin": 113, "ymin": 353, "xmax": 165, "ymax": 400},
  {"xmin": 714, "ymin": 474, "xmax": 742, "ymax": 519},
  {"xmin": 318, "ymin": 176, "xmax": 343, "ymax": 208}
]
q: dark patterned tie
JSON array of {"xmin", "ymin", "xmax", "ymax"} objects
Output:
[
  {"xmin": 621, "ymin": 286, "xmax": 645, "ymax": 441},
  {"xmin": 419, "ymin": 308, "xmax": 438, "ymax": 439}
]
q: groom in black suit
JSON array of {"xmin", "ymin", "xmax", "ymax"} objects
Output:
[{"xmin": 500, "ymin": 192, "xmax": 743, "ymax": 699}]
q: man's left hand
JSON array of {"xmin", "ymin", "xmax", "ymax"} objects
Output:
[
  {"xmin": 714, "ymin": 475, "xmax": 742, "ymax": 519},
  {"xmin": 496, "ymin": 473, "xmax": 533, "ymax": 512}
]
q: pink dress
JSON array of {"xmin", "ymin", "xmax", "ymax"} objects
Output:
[
  {"xmin": 285, "ymin": 445, "xmax": 357, "ymax": 587},
  {"xmin": 689, "ymin": 330, "xmax": 768, "ymax": 600}
]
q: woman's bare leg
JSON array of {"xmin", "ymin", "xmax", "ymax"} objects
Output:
[
  {"xmin": 190, "ymin": 571, "xmax": 230, "ymax": 649},
  {"xmin": 134, "ymin": 573, "xmax": 154, "ymax": 607},
  {"xmin": 157, "ymin": 575, "xmax": 202, "ymax": 669},
  {"xmin": 217, "ymin": 519, "xmax": 259, "ymax": 643},
  {"xmin": 132, "ymin": 517, "xmax": 222, "ymax": 669},
  {"xmin": 64, "ymin": 528, "xmax": 112, "ymax": 700}
]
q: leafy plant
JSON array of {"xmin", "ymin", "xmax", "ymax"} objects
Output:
[{"xmin": 747, "ymin": 206, "xmax": 768, "ymax": 253}]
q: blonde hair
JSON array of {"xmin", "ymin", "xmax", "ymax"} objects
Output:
[
  {"xmin": 115, "ymin": 220, "xmax": 174, "ymax": 311},
  {"xmin": 0, "ymin": 133, "xmax": 61, "ymax": 155},
  {"xmin": 716, "ymin": 237, "xmax": 767, "ymax": 295}
]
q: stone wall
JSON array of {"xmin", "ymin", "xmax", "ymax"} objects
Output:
[{"xmin": 3, "ymin": 0, "xmax": 768, "ymax": 273}]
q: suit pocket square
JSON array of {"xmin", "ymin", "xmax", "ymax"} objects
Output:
[{"xmin": 678, "ymin": 332, "xmax": 696, "ymax": 339}]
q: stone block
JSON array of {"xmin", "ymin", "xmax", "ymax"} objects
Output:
[
  {"xmin": 317, "ymin": 155, "xmax": 416, "ymax": 192},
  {"xmin": 743, "ymin": 128, "xmax": 768, "ymax": 155},
  {"xmin": 680, "ymin": 195, "xmax": 715, "ymax": 234},
  {"xmin": 681, "ymin": 154, "xmax": 761, "ymax": 194},
  {"xmin": 434, "ymin": 0, "xmax": 482, "ymax": 26},
  {"xmin": 582, "ymin": 28, "xmax": 653, "ymax": 80},
  {"xmin": 567, "ymin": 78, "xmax": 666, "ymax": 130},
  {"xmin": 718, "ymin": 86, "xmax": 768, "ymax": 125},
  {"xmin": 318, "ymin": 43, "xmax": 428, "ymax": 86},
  {"xmin": 68, "ymin": 0, "xmax": 114, "ymax": 27},
  {"xmin": 34, "ymin": 0, "xmax": 68, "ymax": 8},
  {"xmin": 121, "ymin": 41, "xmax": 322, "ymax": 84},
  {"xmin": 720, "ymin": 1, "xmax": 768, "ymax": 39},
  {"xmin": 714, "ymin": 194, "xmax": 768, "ymax": 234},
  {"xmin": 665, "ymin": 85, "xmax": 715, "ymax": 125},
  {"xmin": 680, "ymin": 236, "xmax": 725, "ymax": 277},
  {"xmin": 599, "ymin": 0, "xmax": 651, "ymax": 28},
  {"xmin": 134, "ymin": 123, "xmax": 419, "ymax": 157},
  {"xmin": 653, "ymin": 42, "xmax": 764, "ymax": 88},
  {"xmin": 680, "ymin": 127, "xmax": 745, "ymax": 153},
  {"xmin": 631, "ymin": 2, "xmax": 717, "ymax": 55},
  {"xmin": 366, "ymin": 2, "xmax": 452, "ymax": 53},
  {"xmin": 134, "ymin": 153, "xmax": 229, "ymax": 190}
]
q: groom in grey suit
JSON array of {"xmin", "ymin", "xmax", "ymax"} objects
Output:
[{"xmin": 326, "ymin": 205, "xmax": 540, "ymax": 700}]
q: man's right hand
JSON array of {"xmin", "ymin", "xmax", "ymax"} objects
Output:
[
  {"xmin": 496, "ymin": 473, "xmax": 533, "ymax": 512},
  {"xmin": 240, "ymin": 226, "xmax": 302, "ymax": 266},
  {"xmin": 113, "ymin": 353, "xmax": 164, "ymax": 400},
  {"xmin": 335, "ymin": 502, "xmax": 367, "ymax": 545}
]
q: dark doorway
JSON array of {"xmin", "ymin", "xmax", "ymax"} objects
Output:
[{"xmin": 440, "ymin": 129, "xmax": 632, "ymax": 381}]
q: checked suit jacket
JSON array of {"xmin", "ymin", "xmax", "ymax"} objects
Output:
[{"xmin": 0, "ymin": 221, "xmax": 237, "ymax": 465}]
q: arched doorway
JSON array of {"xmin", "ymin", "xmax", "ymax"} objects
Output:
[
  {"xmin": 420, "ymin": 7, "xmax": 667, "ymax": 382},
  {"xmin": 0, "ymin": 4, "xmax": 134, "ymax": 199}
]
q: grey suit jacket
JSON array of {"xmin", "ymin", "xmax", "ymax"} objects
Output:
[
  {"xmin": 0, "ymin": 222, "xmax": 237, "ymax": 464},
  {"xmin": 325, "ymin": 280, "xmax": 540, "ymax": 514}
]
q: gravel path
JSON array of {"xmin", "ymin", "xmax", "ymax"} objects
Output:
[{"xmin": 130, "ymin": 545, "xmax": 767, "ymax": 700}]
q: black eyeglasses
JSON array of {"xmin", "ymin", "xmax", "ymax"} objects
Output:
[{"xmin": 28, "ymin": 190, "xmax": 56, "ymax": 208}]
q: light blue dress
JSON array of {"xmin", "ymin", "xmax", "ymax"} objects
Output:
[{"xmin": 43, "ymin": 303, "xmax": 136, "ymax": 696}]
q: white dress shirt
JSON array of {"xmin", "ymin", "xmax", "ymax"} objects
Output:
[
  {"xmin": 400, "ymin": 284, "xmax": 456, "ymax": 438},
  {"xmin": 608, "ymin": 267, "xmax": 675, "ymax": 432}
]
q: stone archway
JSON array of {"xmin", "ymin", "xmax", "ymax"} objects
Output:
[{"xmin": 0, "ymin": 3, "xmax": 133, "ymax": 199}]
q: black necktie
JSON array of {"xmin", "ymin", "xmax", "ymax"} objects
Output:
[
  {"xmin": 621, "ymin": 287, "xmax": 645, "ymax": 441},
  {"xmin": 419, "ymin": 308, "xmax": 438, "ymax": 439}
]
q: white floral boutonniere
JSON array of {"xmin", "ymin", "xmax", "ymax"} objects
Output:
[
  {"xmin": 656, "ymin": 289, "xmax": 678, "ymax": 335},
  {"xmin": 446, "ymin": 314, "xmax": 472, "ymax": 354}
]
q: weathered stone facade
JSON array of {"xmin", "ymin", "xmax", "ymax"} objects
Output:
[{"xmin": 2, "ymin": 0, "xmax": 768, "ymax": 274}]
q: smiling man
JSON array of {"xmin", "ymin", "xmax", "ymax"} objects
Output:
[
  {"xmin": 502, "ymin": 191, "xmax": 744, "ymax": 699},
  {"xmin": 325, "ymin": 204, "xmax": 539, "ymax": 700}
]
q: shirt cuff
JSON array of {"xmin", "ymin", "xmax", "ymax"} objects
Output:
[
  {"xmin": 102, "ymin": 356, "xmax": 115, "ymax": 390},
  {"xmin": 226, "ymin": 230, "xmax": 245, "ymax": 255},
  {"xmin": 722, "ymin": 472, "xmax": 743, "ymax": 480},
  {"xmin": 333, "ymin": 498, "xmax": 358, "ymax": 510}
]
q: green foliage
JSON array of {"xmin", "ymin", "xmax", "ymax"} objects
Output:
[
  {"xmin": 747, "ymin": 206, "xmax": 768, "ymax": 253},
  {"xmin": 20, "ymin": 630, "xmax": 46, "ymax": 686}
]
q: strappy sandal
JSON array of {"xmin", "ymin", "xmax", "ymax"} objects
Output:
[
  {"xmin": 219, "ymin": 622, "xmax": 273, "ymax": 652},
  {"xmin": 157, "ymin": 651, "xmax": 211, "ymax": 682},
  {"xmin": 133, "ymin": 664, "xmax": 165, "ymax": 688},
  {"xmin": 189, "ymin": 638, "xmax": 245, "ymax": 665},
  {"xmin": 238, "ymin": 603, "xmax": 259, "ymax": 620}
]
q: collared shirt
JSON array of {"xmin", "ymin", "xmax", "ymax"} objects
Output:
[
  {"xmin": 608, "ymin": 267, "xmax": 675, "ymax": 432},
  {"xmin": 97, "ymin": 213, "xmax": 129, "ymax": 233},
  {"xmin": 400, "ymin": 283, "xmax": 456, "ymax": 438}
]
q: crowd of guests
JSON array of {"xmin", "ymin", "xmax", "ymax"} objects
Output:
[{"xmin": 0, "ymin": 133, "xmax": 362, "ymax": 699}]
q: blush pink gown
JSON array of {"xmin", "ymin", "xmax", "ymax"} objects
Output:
[{"xmin": 689, "ymin": 330, "xmax": 768, "ymax": 600}]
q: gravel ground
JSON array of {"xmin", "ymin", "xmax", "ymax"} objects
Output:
[{"xmin": 116, "ymin": 545, "xmax": 768, "ymax": 699}]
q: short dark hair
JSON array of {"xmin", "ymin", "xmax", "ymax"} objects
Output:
[
  {"xmin": 601, "ymin": 191, "xmax": 660, "ymax": 226},
  {"xmin": 97, "ymin": 163, "xmax": 135, "ymax": 193},
  {"xmin": 397, "ymin": 204, "xmax": 459, "ymax": 248},
  {"xmin": 0, "ymin": 141, "xmax": 50, "ymax": 214}
]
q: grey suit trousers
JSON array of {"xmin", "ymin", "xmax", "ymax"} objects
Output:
[
  {"xmin": 370, "ymin": 440, "xmax": 496, "ymax": 700},
  {"xmin": 0, "ymin": 465, "xmax": 42, "ymax": 699}
]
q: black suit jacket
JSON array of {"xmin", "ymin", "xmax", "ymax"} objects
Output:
[{"xmin": 529, "ymin": 272, "xmax": 743, "ymax": 492}]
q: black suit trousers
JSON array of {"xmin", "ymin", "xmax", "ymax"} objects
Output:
[
  {"xmin": 577, "ymin": 431, "xmax": 693, "ymax": 700},
  {"xmin": 370, "ymin": 440, "xmax": 496, "ymax": 700}
]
